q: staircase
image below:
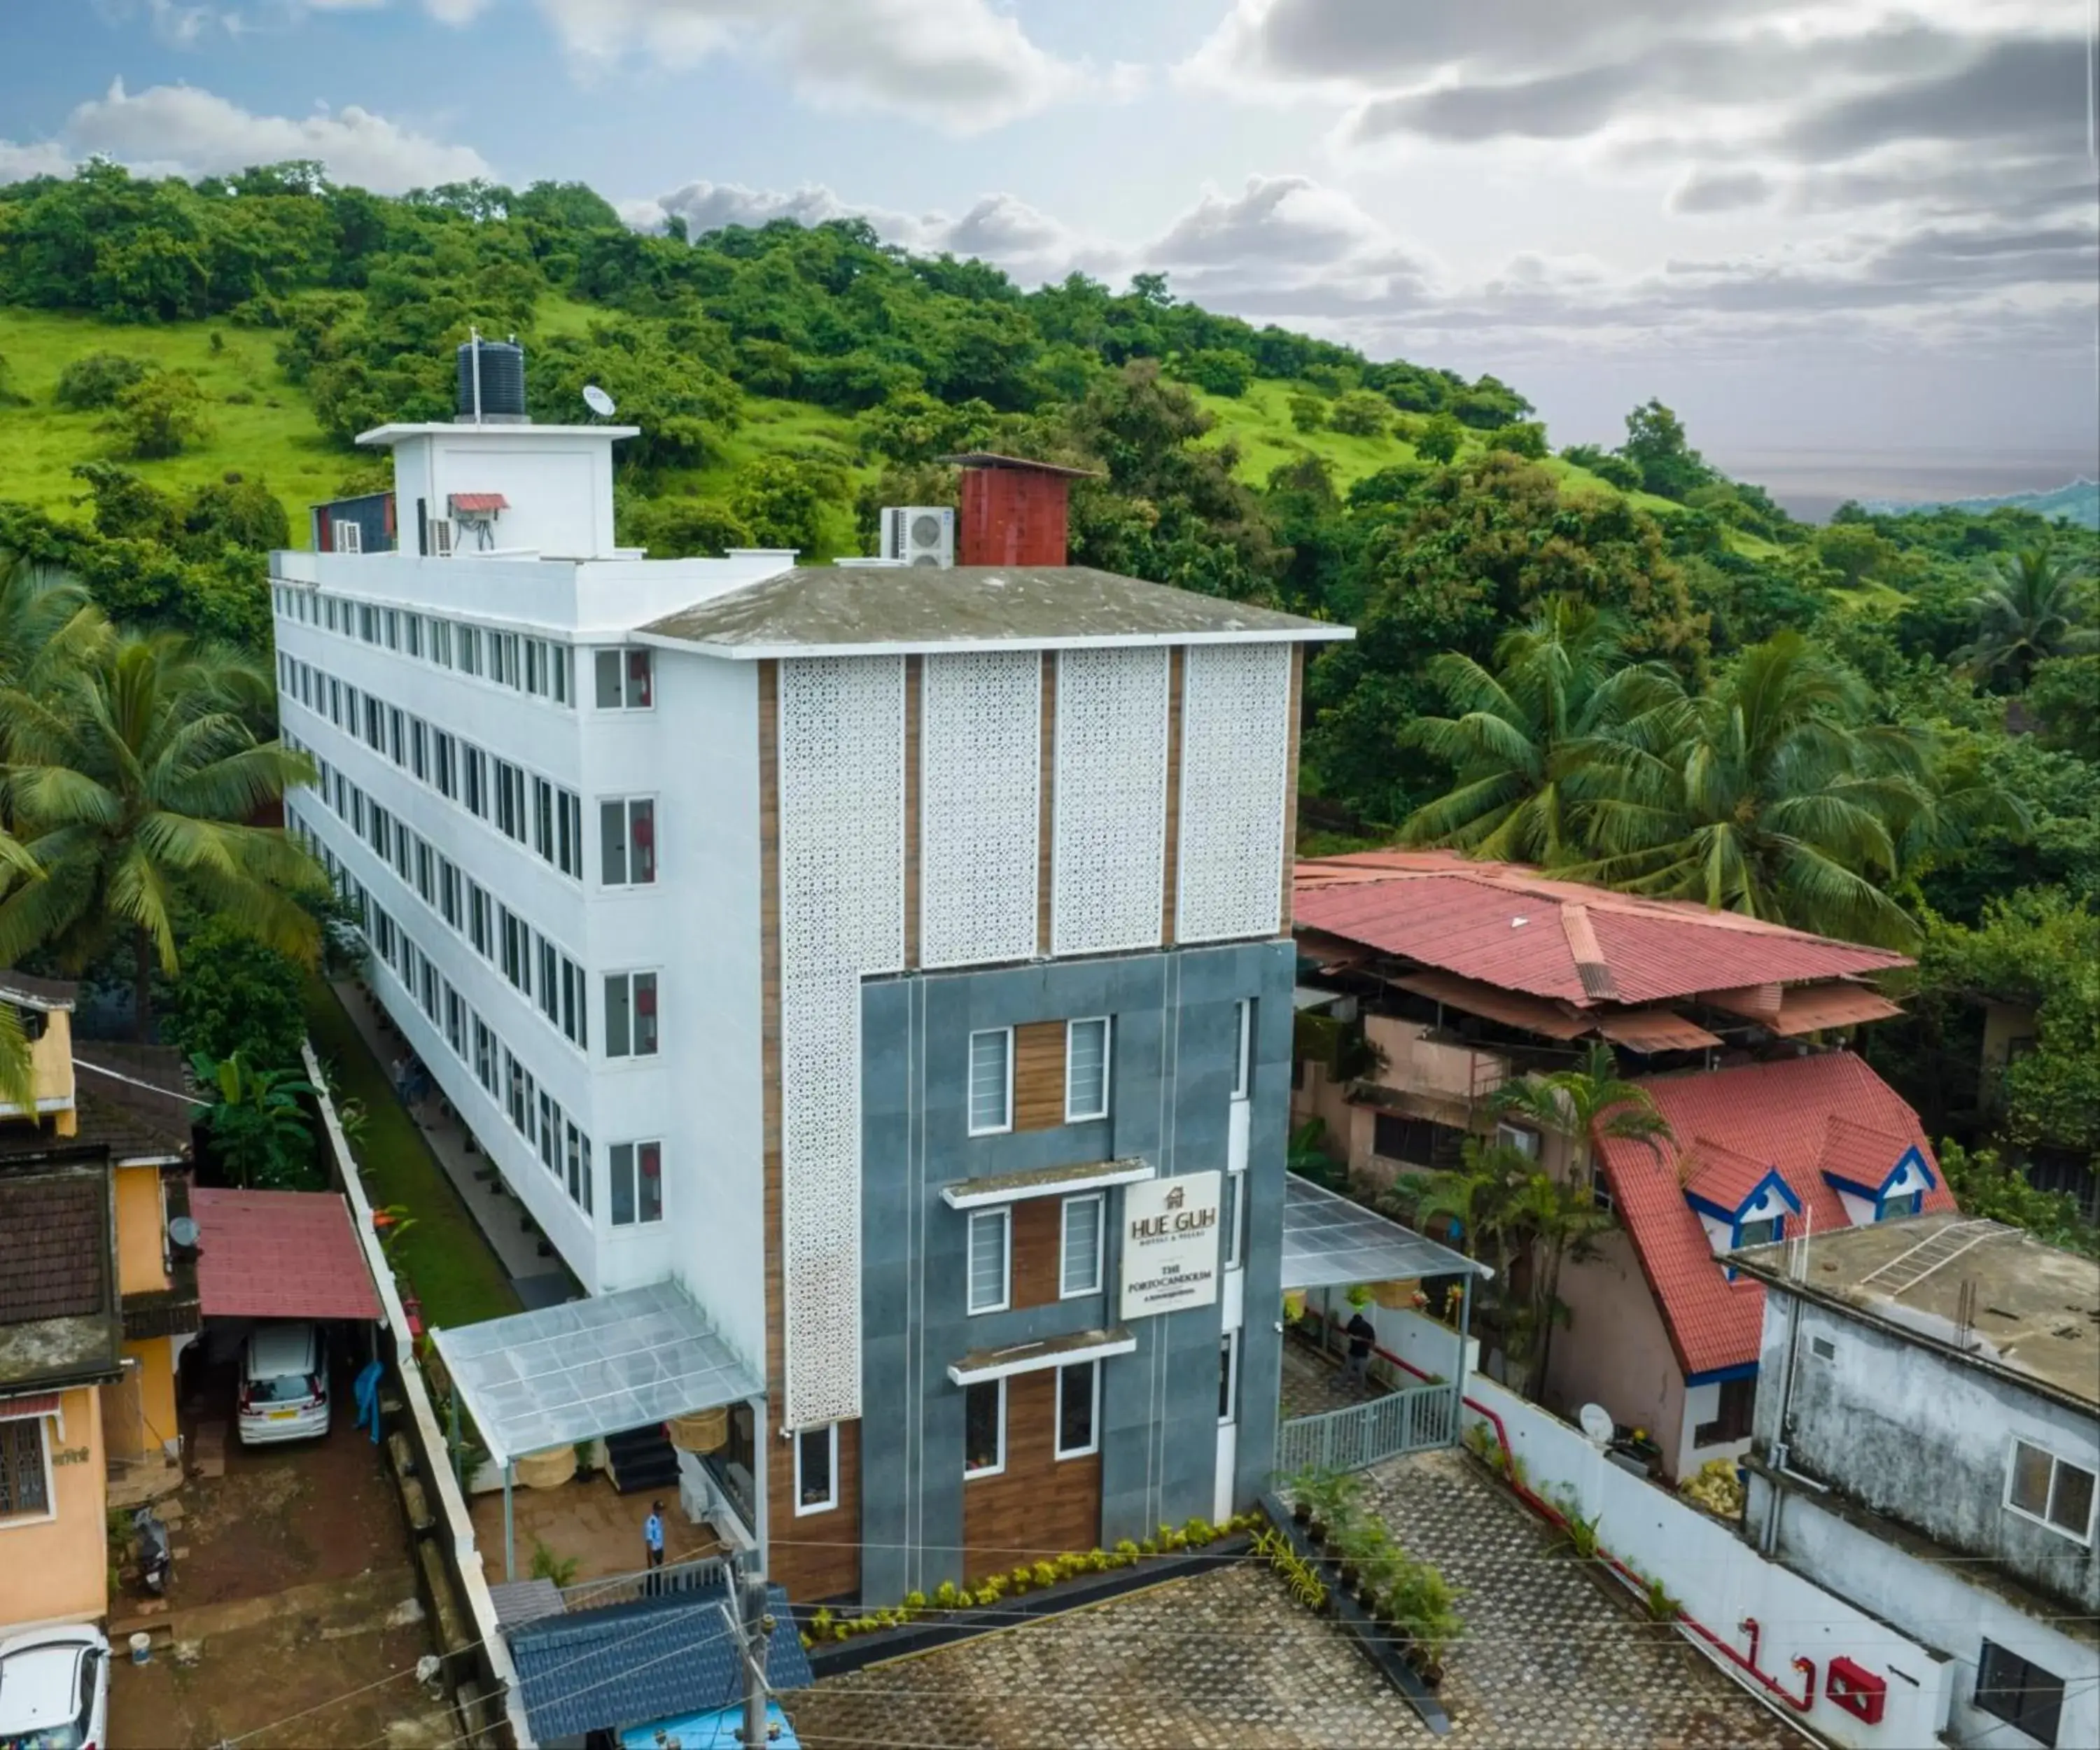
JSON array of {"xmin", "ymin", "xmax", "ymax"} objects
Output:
[{"xmin": 603, "ymin": 1423, "xmax": 680, "ymax": 1495}]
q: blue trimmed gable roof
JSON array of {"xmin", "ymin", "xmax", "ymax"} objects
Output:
[
  {"xmin": 507, "ymin": 1583, "xmax": 811, "ymax": 1742},
  {"xmin": 1821, "ymin": 1126, "xmax": 1938, "ymax": 1208}
]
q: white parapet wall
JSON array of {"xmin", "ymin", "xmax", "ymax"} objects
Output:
[{"xmin": 1455, "ymin": 1362, "xmax": 1956, "ymax": 1750}]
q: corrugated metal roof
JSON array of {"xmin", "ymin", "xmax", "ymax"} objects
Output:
[
  {"xmin": 0, "ymin": 971, "xmax": 78, "ymax": 1009},
  {"xmin": 1390, "ymin": 971, "xmax": 1591, "ymax": 1040},
  {"xmin": 1592, "ymin": 1009, "xmax": 1723, "ymax": 1053},
  {"xmin": 1593, "ymin": 1054, "xmax": 1951, "ymax": 1378},
  {"xmin": 1295, "ymin": 850, "xmax": 1908, "ymax": 1007},
  {"xmin": 190, "ymin": 1188, "xmax": 382, "ymax": 1323},
  {"xmin": 507, "ymin": 1583, "xmax": 811, "ymax": 1741},
  {"xmin": 640, "ymin": 566, "xmax": 1348, "ymax": 655},
  {"xmin": 1769, "ymin": 983, "xmax": 1906, "ymax": 1035}
]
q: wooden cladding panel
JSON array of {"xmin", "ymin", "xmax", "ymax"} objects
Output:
[
  {"xmin": 903, "ymin": 654, "xmax": 922, "ymax": 970},
  {"xmin": 1013, "ymin": 1021, "xmax": 1066, "ymax": 1133},
  {"xmin": 1010, "ymin": 1194, "xmax": 1065, "ymax": 1310},
  {"xmin": 1036, "ymin": 652, "xmax": 1056, "ymax": 955},
  {"xmin": 772, "ymin": 1419, "xmax": 862, "ymax": 1600},
  {"xmin": 961, "ymin": 1368, "xmax": 1102, "ymax": 1582},
  {"xmin": 1282, "ymin": 645, "xmax": 1303, "ymax": 932},
  {"xmin": 1162, "ymin": 646, "xmax": 1184, "ymax": 943},
  {"xmin": 760, "ymin": 657, "xmax": 861, "ymax": 1604}
]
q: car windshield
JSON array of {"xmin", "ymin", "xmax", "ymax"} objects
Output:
[{"xmin": 251, "ymin": 1371, "xmax": 314, "ymax": 1403}]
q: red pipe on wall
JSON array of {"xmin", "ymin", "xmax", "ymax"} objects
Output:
[{"xmin": 1340, "ymin": 1322, "xmax": 1820, "ymax": 1716}]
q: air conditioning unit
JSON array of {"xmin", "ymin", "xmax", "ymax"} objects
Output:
[
  {"xmin": 881, "ymin": 506, "xmax": 954, "ymax": 568},
  {"xmin": 428, "ymin": 518, "xmax": 454, "ymax": 558},
  {"xmin": 332, "ymin": 519, "xmax": 362, "ymax": 554}
]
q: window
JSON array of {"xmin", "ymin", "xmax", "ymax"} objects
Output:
[
  {"xmin": 444, "ymin": 986, "xmax": 467, "ymax": 1059},
  {"xmin": 795, "ymin": 1424, "xmax": 837, "ymax": 1514},
  {"xmin": 405, "ymin": 615, "xmax": 423, "ymax": 659},
  {"xmin": 1056, "ymin": 1360, "xmax": 1100, "ymax": 1459},
  {"xmin": 967, "ymin": 1028, "xmax": 1012, "ymax": 1136},
  {"xmin": 505, "ymin": 1049, "xmax": 534, "ymax": 1138},
  {"xmin": 454, "ymin": 621, "xmax": 479, "ymax": 673},
  {"xmin": 1065, "ymin": 1017, "xmax": 1110, "ymax": 1121},
  {"xmin": 1588, "ymin": 1162, "xmax": 1616, "ymax": 1215},
  {"xmin": 462, "ymin": 745, "xmax": 488, "ymax": 818},
  {"xmin": 440, "ymin": 860, "xmax": 463, "ymax": 930},
  {"xmin": 538, "ymin": 1091, "xmax": 561, "ymax": 1173},
  {"xmin": 1693, "ymin": 1376, "xmax": 1757, "ymax": 1446},
  {"xmin": 595, "ymin": 648, "xmax": 654, "ymax": 709},
  {"xmin": 472, "ymin": 1019, "xmax": 498, "ymax": 1095},
  {"xmin": 358, "ymin": 603, "xmax": 378, "ymax": 642},
  {"xmin": 2007, "ymin": 1440, "xmax": 2097, "ymax": 1542},
  {"xmin": 1372, "ymin": 1112, "xmax": 1466, "ymax": 1166},
  {"xmin": 564, "ymin": 1121, "xmax": 592, "ymax": 1212},
  {"xmin": 533, "ymin": 778, "xmax": 555, "ymax": 862},
  {"xmin": 388, "ymin": 706, "xmax": 405, "ymax": 764},
  {"xmin": 604, "ymin": 972, "xmax": 659, "ymax": 1059},
  {"xmin": 428, "ymin": 617, "xmax": 452, "ymax": 667},
  {"xmin": 493, "ymin": 760, "xmax": 528, "ymax": 841},
  {"xmin": 963, "ymin": 1379, "xmax": 1004, "ymax": 1478},
  {"xmin": 610, "ymin": 1140, "xmax": 664, "ymax": 1226},
  {"xmin": 1737, "ymin": 1214, "xmax": 1784, "ymax": 1249},
  {"xmin": 1222, "ymin": 1170, "xmax": 1244, "ymax": 1268},
  {"xmin": 490, "ymin": 632, "xmax": 521, "ymax": 690},
  {"xmin": 599, "ymin": 798, "xmax": 657, "ymax": 886},
  {"xmin": 1233, "ymin": 997, "xmax": 1253, "ymax": 1099},
  {"xmin": 556, "ymin": 789, "xmax": 582, "ymax": 878},
  {"xmin": 1219, "ymin": 1331, "xmax": 1240, "ymax": 1425},
  {"xmin": 559, "ymin": 957, "xmax": 588, "ymax": 1049},
  {"xmin": 468, "ymin": 884, "xmax": 493, "ymax": 958},
  {"xmin": 538, "ymin": 937, "xmax": 560, "ymax": 1026},
  {"xmin": 967, "ymin": 1208, "xmax": 1010, "ymax": 1314},
  {"xmin": 1975, "ymin": 1641, "xmax": 2064, "ymax": 1748},
  {"xmin": 1, "ymin": 1418, "xmax": 52, "ymax": 1518},
  {"xmin": 1496, "ymin": 1122, "xmax": 1541, "ymax": 1158},
  {"xmin": 1060, "ymin": 1194, "xmax": 1103, "ymax": 1298},
  {"xmin": 414, "ymin": 839, "xmax": 435, "ymax": 907},
  {"xmin": 410, "ymin": 718, "xmax": 428, "ymax": 782},
  {"xmin": 500, "ymin": 908, "xmax": 532, "ymax": 995},
  {"xmin": 433, "ymin": 730, "xmax": 457, "ymax": 800}
]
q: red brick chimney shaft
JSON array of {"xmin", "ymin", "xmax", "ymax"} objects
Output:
[{"xmin": 958, "ymin": 464, "xmax": 1070, "ymax": 567}]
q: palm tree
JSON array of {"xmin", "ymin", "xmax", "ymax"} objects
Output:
[
  {"xmin": 0, "ymin": 632, "xmax": 323, "ymax": 1040},
  {"xmin": 1961, "ymin": 547, "xmax": 2095, "ymax": 690},
  {"xmin": 1567, "ymin": 631, "xmax": 1947, "ymax": 947},
  {"xmin": 1398, "ymin": 600, "xmax": 1679, "ymax": 863},
  {"xmin": 189, "ymin": 1052, "xmax": 321, "ymax": 1189},
  {"xmin": 0, "ymin": 553, "xmax": 111, "ymax": 785},
  {"xmin": 1487, "ymin": 1042, "xmax": 1671, "ymax": 1395}
]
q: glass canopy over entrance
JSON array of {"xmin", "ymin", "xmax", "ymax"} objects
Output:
[{"xmin": 1282, "ymin": 1172, "xmax": 1492, "ymax": 1291}]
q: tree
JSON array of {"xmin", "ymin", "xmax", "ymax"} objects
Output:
[
  {"xmin": 1616, "ymin": 399, "xmax": 1713, "ymax": 500},
  {"xmin": 1936, "ymin": 1140, "xmax": 2099, "ymax": 1259},
  {"xmin": 1172, "ymin": 348, "xmax": 1253, "ymax": 397},
  {"xmin": 1398, "ymin": 600, "xmax": 1678, "ymax": 863},
  {"xmin": 1485, "ymin": 421, "xmax": 1548, "ymax": 459},
  {"xmin": 0, "ymin": 632, "xmax": 323, "ymax": 1039},
  {"xmin": 1289, "ymin": 393, "xmax": 1327, "ymax": 433},
  {"xmin": 1486, "ymin": 1042, "xmax": 1672, "ymax": 1394},
  {"xmin": 2028, "ymin": 654, "xmax": 2100, "ymax": 762},
  {"xmin": 107, "ymin": 370, "xmax": 212, "ymax": 459},
  {"xmin": 728, "ymin": 455, "xmax": 842, "ymax": 554},
  {"xmin": 53, "ymin": 352, "xmax": 153, "ymax": 410},
  {"xmin": 1329, "ymin": 391, "xmax": 1391, "ymax": 438},
  {"xmin": 160, "ymin": 914, "xmax": 309, "ymax": 1070},
  {"xmin": 1415, "ymin": 412, "xmax": 1463, "ymax": 463},
  {"xmin": 189, "ymin": 1052, "xmax": 322, "ymax": 1190},
  {"xmin": 1570, "ymin": 631, "xmax": 1980, "ymax": 946},
  {"xmin": 1814, "ymin": 523, "xmax": 1896, "ymax": 589},
  {"xmin": 1961, "ymin": 547, "xmax": 2095, "ymax": 690},
  {"xmin": 1560, "ymin": 444, "xmax": 1642, "ymax": 492},
  {"xmin": 0, "ymin": 554, "xmax": 111, "ymax": 762}
]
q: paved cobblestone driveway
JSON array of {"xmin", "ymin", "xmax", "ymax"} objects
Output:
[{"xmin": 787, "ymin": 1450, "xmax": 1804, "ymax": 1750}]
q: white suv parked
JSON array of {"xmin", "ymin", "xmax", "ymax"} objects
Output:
[{"xmin": 237, "ymin": 1321, "xmax": 331, "ymax": 1446}]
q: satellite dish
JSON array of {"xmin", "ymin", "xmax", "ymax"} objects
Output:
[
  {"xmin": 582, "ymin": 384, "xmax": 617, "ymax": 419},
  {"xmin": 167, "ymin": 1215, "xmax": 201, "ymax": 1250},
  {"xmin": 1578, "ymin": 1402, "xmax": 1614, "ymax": 1446}
]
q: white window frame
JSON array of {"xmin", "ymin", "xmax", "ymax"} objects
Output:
[
  {"xmin": 600, "ymin": 796, "xmax": 657, "ymax": 888},
  {"xmin": 1054, "ymin": 1359, "xmax": 1100, "ymax": 1460},
  {"xmin": 1059, "ymin": 1192, "xmax": 1104, "ymax": 1298},
  {"xmin": 0, "ymin": 1414, "xmax": 56, "ymax": 1526},
  {"xmin": 966, "ymin": 1207, "xmax": 1011, "ymax": 1315},
  {"xmin": 967, "ymin": 1027, "xmax": 1014, "ymax": 1138},
  {"xmin": 603, "ymin": 969, "xmax": 660, "ymax": 1061},
  {"xmin": 594, "ymin": 647, "xmax": 655, "ymax": 711},
  {"xmin": 1065, "ymin": 1016, "xmax": 1111, "ymax": 1122},
  {"xmin": 608, "ymin": 1138, "xmax": 665, "ymax": 1228},
  {"xmin": 794, "ymin": 1422, "xmax": 839, "ymax": 1516},
  {"xmin": 2005, "ymin": 1438, "xmax": 2097, "ymax": 1544},
  {"xmin": 1219, "ymin": 1329, "xmax": 1240, "ymax": 1427},
  {"xmin": 1222, "ymin": 1168, "xmax": 1245, "ymax": 1269},
  {"xmin": 1496, "ymin": 1121, "xmax": 1541, "ymax": 1159},
  {"xmin": 962, "ymin": 1377, "xmax": 1006, "ymax": 1479},
  {"xmin": 1233, "ymin": 997, "xmax": 1253, "ymax": 1100}
]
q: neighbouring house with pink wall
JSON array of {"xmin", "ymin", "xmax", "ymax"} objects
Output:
[{"xmin": 1287, "ymin": 850, "xmax": 1955, "ymax": 1483}]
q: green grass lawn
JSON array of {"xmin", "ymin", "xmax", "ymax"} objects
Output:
[
  {"xmin": 303, "ymin": 979, "xmax": 522, "ymax": 1330},
  {"xmin": 0, "ymin": 307, "xmax": 344, "ymax": 537}
]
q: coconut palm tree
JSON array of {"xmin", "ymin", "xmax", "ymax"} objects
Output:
[
  {"xmin": 0, "ymin": 631, "xmax": 323, "ymax": 1040},
  {"xmin": 1567, "ymin": 631, "xmax": 1946, "ymax": 948},
  {"xmin": 1487, "ymin": 1042, "xmax": 1672, "ymax": 1395},
  {"xmin": 0, "ymin": 553, "xmax": 111, "ymax": 771},
  {"xmin": 1961, "ymin": 547, "xmax": 2096, "ymax": 690},
  {"xmin": 1397, "ymin": 600, "xmax": 1681, "ymax": 864}
]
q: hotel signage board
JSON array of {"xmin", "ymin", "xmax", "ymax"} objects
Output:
[{"xmin": 1119, "ymin": 1171, "xmax": 1222, "ymax": 1319}]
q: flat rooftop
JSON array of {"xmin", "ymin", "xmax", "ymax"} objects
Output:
[
  {"xmin": 1735, "ymin": 1212, "xmax": 2100, "ymax": 1408},
  {"xmin": 638, "ymin": 565, "xmax": 1350, "ymax": 657}
]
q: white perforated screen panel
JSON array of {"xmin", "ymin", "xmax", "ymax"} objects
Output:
[
  {"xmin": 1176, "ymin": 642, "xmax": 1292, "ymax": 942},
  {"xmin": 920, "ymin": 651, "xmax": 1041, "ymax": 968},
  {"xmin": 1051, "ymin": 647, "xmax": 1168, "ymax": 957},
  {"xmin": 777, "ymin": 654, "xmax": 905, "ymax": 1427}
]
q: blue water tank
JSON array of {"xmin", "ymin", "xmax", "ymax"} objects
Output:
[{"xmin": 456, "ymin": 339, "xmax": 526, "ymax": 422}]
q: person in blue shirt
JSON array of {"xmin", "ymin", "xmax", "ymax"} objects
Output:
[{"xmin": 643, "ymin": 1500, "xmax": 666, "ymax": 1572}]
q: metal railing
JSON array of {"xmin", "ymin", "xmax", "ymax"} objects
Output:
[
  {"xmin": 558, "ymin": 1550, "xmax": 729, "ymax": 1614},
  {"xmin": 1276, "ymin": 1381, "xmax": 1457, "ymax": 1476}
]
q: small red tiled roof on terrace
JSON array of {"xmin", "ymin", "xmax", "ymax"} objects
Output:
[
  {"xmin": 447, "ymin": 491, "xmax": 509, "ymax": 514},
  {"xmin": 1293, "ymin": 849, "xmax": 1910, "ymax": 1008},
  {"xmin": 1592, "ymin": 1053, "xmax": 1952, "ymax": 1379}
]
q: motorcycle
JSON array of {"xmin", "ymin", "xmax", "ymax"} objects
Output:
[{"xmin": 134, "ymin": 1506, "xmax": 171, "ymax": 1597}]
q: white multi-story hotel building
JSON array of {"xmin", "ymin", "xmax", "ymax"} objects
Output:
[{"xmin": 270, "ymin": 351, "xmax": 1349, "ymax": 1603}]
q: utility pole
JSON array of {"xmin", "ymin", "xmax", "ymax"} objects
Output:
[{"xmin": 736, "ymin": 1554, "xmax": 774, "ymax": 1749}]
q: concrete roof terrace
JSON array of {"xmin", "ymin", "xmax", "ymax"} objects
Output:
[{"xmin": 1735, "ymin": 1212, "xmax": 2100, "ymax": 1410}]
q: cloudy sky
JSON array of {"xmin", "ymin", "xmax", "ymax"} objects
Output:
[{"xmin": 3, "ymin": 1, "xmax": 2095, "ymax": 491}]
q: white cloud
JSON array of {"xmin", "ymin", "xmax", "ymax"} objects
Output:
[
  {"xmin": 0, "ymin": 139, "xmax": 74, "ymax": 183},
  {"xmin": 60, "ymin": 80, "xmax": 495, "ymax": 191}
]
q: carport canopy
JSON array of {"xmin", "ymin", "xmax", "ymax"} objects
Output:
[
  {"xmin": 190, "ymin": 1186, "xmax": 383, "ymax": 1322},
  {"xmin": 1282, "ymin": 1172, "xmax": 1491, "ymax": 1292},
  {"xmin": 432, "ymin": 1280, "xmax": 762, "ymax": 1467}
]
